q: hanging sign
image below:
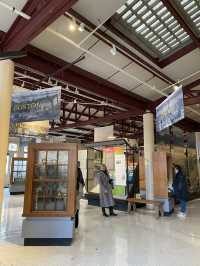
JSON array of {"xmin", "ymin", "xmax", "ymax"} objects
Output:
[
  {"xmin": 10, "ymin": 87, "xmax": 61, "ymax": 123},
  {"xmin": 156, "ymin": 86, "xmax": 184, "ymax": 132}
]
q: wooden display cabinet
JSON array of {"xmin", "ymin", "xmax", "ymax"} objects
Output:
[
  {"xmin": 10, "ymin": 157, "xmax": 28, "ymax": 185},
  {"xmin": 139, "ymin": 151, "xmax": 173, "ymax": 198},
  {"xmin": 10, "ymin": 157, "xmax": 28, "ymax": 195},
  {"xmin": 23, "ymin": 143, "xmax": 78, "ymax": 218}
]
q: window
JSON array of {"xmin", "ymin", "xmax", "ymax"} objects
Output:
[{"xmin": 9, "ymin": 143, "xmax": 18, "ymax": 152}]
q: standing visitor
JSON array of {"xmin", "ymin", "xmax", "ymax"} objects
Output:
[
  {"xmin": 173, "ymin": 164, "xmax": 188, "ymax": 219},
  {"xmin": 95, "ymin": 164, "xmax": 117, "ymax": 217},
  {"xmin": 75, "ymin": 161, "xmax": 85, "ymax": 228},
  {"xmin": 128, "ymin": 163, "xmax": 140, "ymax": 198}
]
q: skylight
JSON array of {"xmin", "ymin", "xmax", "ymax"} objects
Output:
[
  {"xmin": 115, "ymin": 0, "xmax": 192, "ymax": 56},
  {"xmin": 179, "ymin": 0, "xmax": 200, "ymax": 35}
]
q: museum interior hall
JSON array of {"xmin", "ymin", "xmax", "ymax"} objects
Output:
[{"xmin": 0, "ymin": 0, "xmax": 200, "ymax": 265}]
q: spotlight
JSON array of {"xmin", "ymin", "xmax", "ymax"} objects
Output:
[
  {"xmin": 69, "ymin": 17, "xmax": 77, "ymax": 32},
  {"xmin": 78, "ymin": 23, "xmax": 85, "ymax": 32},
  {"xmin": 110, "ymin": 44, "xmax": 117, "ymax": 56},
  {"xmin": 48, "ymin": 77, "xmax": 53, "ymax": 85}
]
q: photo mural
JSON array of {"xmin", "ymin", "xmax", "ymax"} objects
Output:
[{"xmin": 156, "ymin": 127, "xmax": 200, "ymax": 195}]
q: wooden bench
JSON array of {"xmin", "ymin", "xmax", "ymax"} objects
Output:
[{"xmin": 127, "ymin": 198, "xmax": 164, "ymax": 219}]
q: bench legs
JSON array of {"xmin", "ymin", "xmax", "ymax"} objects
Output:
[
  {"xmin": 128, "ymin": 202, "xmax": 164, "ymax": 218},
  {"xmin": 155, "ymin": 205, "xmax": 160, "ymax": 219},
  {"xmin": 159, "ymin": 204, "xmax": 164, "ymax": 217},
  {"xmin": 128, "ymin": 203, "xmax": 136, "ymax": 214}
]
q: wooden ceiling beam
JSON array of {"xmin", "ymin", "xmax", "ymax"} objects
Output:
[
  {"xmin": 55, "ymin": 110, "xmax": 143, "ymax": 130},
  {"xmin": 2, "ymin": 0, "xmax": 78, "ymax": 51},
  {"xmin": 184, "ymin": 96, "xmax": 200, "ymax": 106},
  {"xmin": 15, "ymin": 46, "xmax": 148, "ymax": 111}
]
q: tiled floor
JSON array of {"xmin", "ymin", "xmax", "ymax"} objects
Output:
[{"xmin": 0, "ymin": 189, "xmax": 200, "ymax": 266}]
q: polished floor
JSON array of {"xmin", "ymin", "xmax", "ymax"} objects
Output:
[{"xmin": 0, "ymin": 190, "xmax": 200, "ymax": 266}]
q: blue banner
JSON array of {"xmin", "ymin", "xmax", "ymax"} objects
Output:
[
  {"xmin": 10, "ymin": 87, "xmax": 61, "ymax": 123},
  {"xmin": 156, "ymin": 87, "xmax": 184, "ymax": 132}
]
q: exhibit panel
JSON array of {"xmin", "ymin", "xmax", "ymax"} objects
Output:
[
  {"xmin": 22, "ymin": 143, "xmax": 78, "ymax": 246},
  {"xmin": 139, "ymin": 151, "xmax": 174, "ymax": 214}
]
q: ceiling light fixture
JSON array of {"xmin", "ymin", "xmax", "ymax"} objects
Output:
[
  {"xmin": 69, "ymin": 17, "xmax": 77, "ymax": 32},
  {"xmin": 110, "ymin": 44, "xmax": 117, "ymax": 56},
  {"xmin": 78, "ymin": 23, "xmax": 85, "ymax": 32}
]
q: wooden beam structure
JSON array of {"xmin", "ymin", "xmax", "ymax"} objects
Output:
[
  {"xmin": 184, "ymin": 96, "xmax": 200, "ymax": 106},
  {"xmin": 55, "ymin": 110, "xmax": 143, "ymax": 130},
  {"xmin": 2, "ymin": 0, "xmax": 78, "ymax": 51},
  {"xmin": 15, "ymin": 46, "xmax": 148, "ymax": 112}
]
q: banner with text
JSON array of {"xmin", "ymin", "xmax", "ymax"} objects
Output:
[
  {"xmin": 156, "ymin": 86, "xmax": 184, "ymax": 132},
  {"xmin": 10, "ymin": 87, "xmax": 61, "ymax": 123}
]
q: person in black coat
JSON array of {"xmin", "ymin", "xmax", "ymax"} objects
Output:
[
  {"xmin": 128, "ymin": 163, "xmax": 139, "ymax": 198},
  {"xmin": 75, "ymin": 161, "xmax": 85, "ymax": 228},
  {"xmin": 172, "ymin": 164, "xmax": 188, "ymax": 218}
]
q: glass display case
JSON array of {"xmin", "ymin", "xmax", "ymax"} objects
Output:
[
  {"xmin": 23, "ymin": 143, "xmax": 77, "ymax": 217},
  {"xmin": 10, "ymin": 157, "xmax": 27, "ymax": 185},
  {"xmin": 86, "ymin": 139, "xmax": 136, "ymax": 199}
]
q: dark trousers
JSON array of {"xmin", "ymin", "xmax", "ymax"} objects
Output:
[
  {"xmin": 180, "ymin": 200, "xmax": 187, "ymax": 213},
  {"xmin": 102, "ymin": 206, "xmax": 114, "ymax": 215},
  {"xmin": 75, "ymin": 210, "xmax": 79, "ymax": 228}
]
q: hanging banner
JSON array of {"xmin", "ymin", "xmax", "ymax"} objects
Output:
[
  {"xmin": 10, "ymin": 87, "xmax": 61, "ymax": 123},
  {"xmin": 156, "ymin": 86, "xmax": 184, "ymax": 132}
]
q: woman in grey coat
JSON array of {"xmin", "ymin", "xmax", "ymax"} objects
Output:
[{"xmin": 95, "ymin": 164, "xmax": 117, "ymax": 217}]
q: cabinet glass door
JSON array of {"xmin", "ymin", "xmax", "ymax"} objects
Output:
[{"xmin": 32, "ymin": 150, "xmax": 69, "ymax": 212}]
